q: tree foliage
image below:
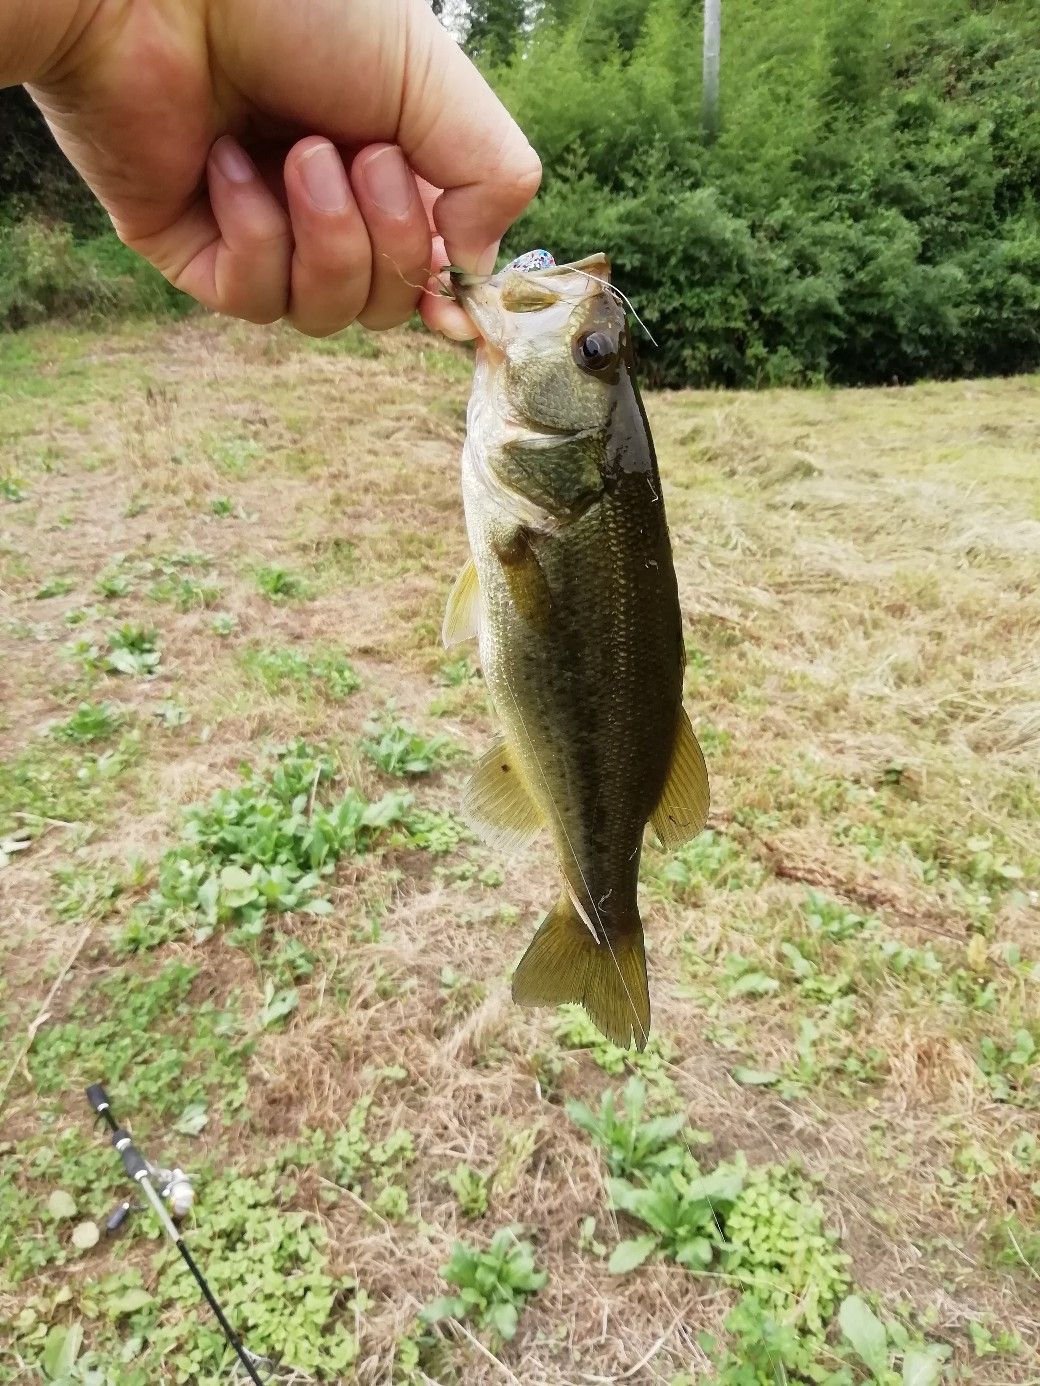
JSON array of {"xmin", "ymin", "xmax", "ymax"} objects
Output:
[
  {"xmin": 0, "ymin": 88, "xmax": 100, "ymax": 228},
  {"xmin": 481, "ymin": 0, "xmax": 1040, "ymax": 386},
  {"xmin": 462, "ymin": 0, "xmax": 527, "ymax": 66},
  {"xmin": 4, "ymin": 0, "xmax": 1040, "ymax": 387}
]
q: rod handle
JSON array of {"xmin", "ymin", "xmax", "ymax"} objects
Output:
[
  {"xmin": 85, "ymin": 1082, "xmax": 111, "ymax": 1116},
  {"xmin": 111, "ymin": 1129, "xmax": 150, "ymax": 1181}
]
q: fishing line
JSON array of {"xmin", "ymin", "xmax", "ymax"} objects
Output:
[{"xmin": 569, "ymin": 268, "xmax": 659, "ymax": 347}]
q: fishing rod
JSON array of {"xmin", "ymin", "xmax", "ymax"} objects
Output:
[{"xmin": 85, "ymin": 1083, "xmax": 267, "ymax": 1385}]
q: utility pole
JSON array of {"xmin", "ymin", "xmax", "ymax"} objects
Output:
[{"xmin": 702, "ymin": 0, "xmax": 721, "ymax": 143}]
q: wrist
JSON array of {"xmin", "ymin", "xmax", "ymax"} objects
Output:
[{"xmin": 3, "ymin": 0, "xmax": 105, "ymax": 88}]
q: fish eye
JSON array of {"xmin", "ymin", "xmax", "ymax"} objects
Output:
[{"xmin": 575, "ymin": 331, "xmax": 617, "ymax": 373}]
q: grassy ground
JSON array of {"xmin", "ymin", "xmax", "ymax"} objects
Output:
[{"xmin": 0, "ymin": 317, "xmax": 1037, "ymax": 1385}]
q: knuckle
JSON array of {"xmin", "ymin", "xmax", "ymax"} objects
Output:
[
  {"xmin": 297, "ymin": 233, "xmax": 369, "ymax": 277},
  {"xmin": 112, "ymin": 220, "xmax": 137, "ymax": 250},
  {"xmin": 485, "ymin": 129, "xmax": 543, "ymax": 215},
  {"xmin": 513, "ymin": 147, "xmax": 543, "ymax": 201},
  {"xmin": 244, "ymin": 220, "xmax": 292, "ymax": 251}
]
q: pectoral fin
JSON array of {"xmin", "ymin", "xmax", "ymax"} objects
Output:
[
  {"xmin": 651, "ymin": 707, "xmax": 710, "ymax": 848},
  {"xmin": 461, "ymin": 740, "xmax": 545, "ymax": 855},
  {"xmin": 493, "ymin": 528, "xmax": 552, "ymax": 633},
  {"xmin": 442, "ymin": 558, "xmax": 480, "ymax": 648},
  {"xmin": 512, "ymin": 891, "xmax": 651, "ymax": 1051}
]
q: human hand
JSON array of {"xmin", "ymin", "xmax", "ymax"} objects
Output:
[{"xmin": 26, "ymin": 0, "xmax": 540, "ymax": 338}]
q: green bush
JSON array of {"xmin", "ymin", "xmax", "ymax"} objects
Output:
[
  {"xmin": 0, "ymin": 217, "xmax": 189, "ymax": 329},
  {"xmin": 490, "ymin": 0, "xmax": 1040, "ymax": 388}
]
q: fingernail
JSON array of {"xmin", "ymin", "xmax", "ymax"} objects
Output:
[
  {"xmin": 213, "ymin": 137, "xmax": 255, "ymax": 184},
  {"xmin": 298, "ymin": 141, "xmax": 349, "ymax": 213},
  {"xmin": 360, "ymin": 147, "xmax": 414, "ymax": 218},
  {"xmin": 440, "ymin": 310, "xmax": 479, "ymax": 342},
  {"xmin": 475, "ymin": 240, "xmax": 500, "ymax": 276}
]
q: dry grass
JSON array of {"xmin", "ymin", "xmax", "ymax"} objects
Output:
[{"xmin": 0, "ymin": 318, "xmax": 1038, "ymax": 1383}]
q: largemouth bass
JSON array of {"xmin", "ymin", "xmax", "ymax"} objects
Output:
[{"xmin": 444, "ymin": 253, "xmax": 709, "ymax": 1050}]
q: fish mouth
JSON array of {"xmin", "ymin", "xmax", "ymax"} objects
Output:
[
  {"xmin": 450, "ymin": 253, "xmax": 613, "ymax": 344},
  {"xmin": 450, "ymin": 252, "xmax": 611, "ymax": 294}
]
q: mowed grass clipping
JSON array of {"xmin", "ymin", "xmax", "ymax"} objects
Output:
[{"xmin": 0, "ymin": 317, "xmax": 1037, "ymax": 1384}]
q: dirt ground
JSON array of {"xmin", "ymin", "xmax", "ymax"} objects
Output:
[{"xmin": 0, "ymin": 317, "xmax": 1037, "ymax": 1384}]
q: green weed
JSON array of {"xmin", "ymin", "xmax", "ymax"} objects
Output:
[
  {"xmin": 1, "ymin": 474, "xmax": 27, "ymax": 502},
  {"xmin": 281, "ymin": 1097, "xmax": 415, "ymax": 1219},
  {"xmin": 28, "ymin": 962, "xmax": 252, "ymax": 1118},
  {"xmin": 362, "ymin": 714, "xmax": 456, "ymax": 777},
  {"xmin": 148, "ymin": 573, "xmax": 220, "ymax": 610},
  {"xmin": 992, "ymin": 1214, "xmax": 1040, "ymax": 1277},
  {"xmin": 253, "ymin": 565, "xmax": 312, "ymax": 601},
  {"xmin": 0, "ymin": 734, "xmax": 139, "ymax": 836},
  {"xmin": 401, "ymin": 809, "xmax": 470, "ymax": 854},
  {"xmin": 154, "ymin": 699, "xmax": 190, "ymax": 728},
  {"xmin": 63, "ymin": 605, "xmax": 99, "ymax": 627},
  {"xmin": 976, "ymin": 1030, "xmax": 1037, "ymax": 1106},
  {"xmin": 725, "ymin": 1165, "xmax": 850, "ymax": 1333},
  {"xmin": 104, "ymin": 626, "xmax": 160, "ymax": 677},
  {"xmin": 422, "ymin": 1226, "xmax": 546, "ymax": 1343},
  {"xmin": 72, "ymin": 1171, "xmax": 360, "ymax": 1380},
  {"xmin": 608, "ymin": 1162, "xmax": 743, "ymax": 1273},
  {"xmin": 447, "ymin": 1163, "xmax": 491, "ymax": 1219},
  {"xmin": 700, "ymin": 1296, "xmax": 844, "ymax": 1386},
  {"xmin": 649, "ymin": 829, "xmax": 760, "ymax": 900},
  {"xmin": 34, "ymin": 577, "xmax": 74, "ymax": 600},
  {"xmin": 34, "ymin": 1322, "xmax": 144, "ymax": 1385},
  {"xmin": 204, "ymin": 435, "xmax": 264, "ymax": 476},
  {"xmin": 552, "ymin": 1006, "xmax": 679, "ymax": 1096},
  {"xmin": 240, "ymin": 644, "xmax": 361, "ymax": 701},
  {"xmin": 52, "ymin": 858, "xmax": 142, "ymax": 923},
  {"xmin": 52, "ymin": 701, "xmax": 124, "ymax": 743},
  {"xmin": 94, "ymin": 569, "xmax": 133, "ymax": 600},
  {"xmin": 567, "ymin": 1078, "xmax": 692, "ymax": 1180},
  {"xmin": 439, "ymin": 656, "xmax": 477, "ymax": 687},
  {"xmin": 209, "ymin": 613, "xmax": 237, "ymax": 637},
  {"xmin": 837, "ymin": 1295, "xmax": 949, "ymax": 1385},
  {"xmin": 123, "ymin": 741, "xmax": 409, "ymax": 947},
  {"xmin": 0, "ymin": 1129, "xmax": 126, "ymax": 1287}
]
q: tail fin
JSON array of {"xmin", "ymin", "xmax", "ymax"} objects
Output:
[{"xmin": 511, "ymin": 892, "xmax": 651, "ymax": 1051}]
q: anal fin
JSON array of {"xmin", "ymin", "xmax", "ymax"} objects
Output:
[
  {"xmin": 442, "ymin": 557, "xmax": 480, "ymax": 648},
  {"xmin": 511, "ymin": 891, "xmax": 651, "ymax": 1051},
  {"xmin": 461, "ymin": 740, "xmax": 544, "ymax": 856},
  {"xmin": 651, "ymin": 707, "xmax": 710, "ymax": 848}
]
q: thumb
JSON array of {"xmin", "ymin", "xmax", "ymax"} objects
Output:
[{"xmin": 396, "ymin": 7, "xmax": 541, "ymax": 272}]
